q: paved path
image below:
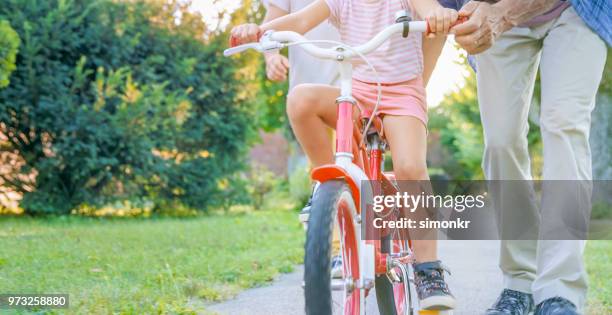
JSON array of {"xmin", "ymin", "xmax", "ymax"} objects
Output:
[{"xmin": 207, "ymin": 240, "xmax": 502, "ymax": 315}]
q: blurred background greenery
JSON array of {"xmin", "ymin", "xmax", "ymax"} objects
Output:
[
  {"xmin": 0, "ymin": 0, "xmax": 265, "ymax": 216},
  {"xmin": 0, "ymin": 0, "xmax": 609, "ymax": 216}
]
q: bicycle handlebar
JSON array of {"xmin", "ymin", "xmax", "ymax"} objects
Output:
[
  {"xmin": 223, "ymin": 21, "xmax": 428, "ymax": 59},
  {"xmin": 223, "ymin": 43, "xmax": 262, "ymax": 56}
]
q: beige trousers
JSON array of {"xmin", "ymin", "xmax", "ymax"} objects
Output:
[{"xmin": 474, "ymin": 7, "xmax": 607, "ymax": 311}]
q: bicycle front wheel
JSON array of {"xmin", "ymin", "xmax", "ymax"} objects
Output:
[{"xmin": 304, "ymin": 180, "xmax": 360, "ymax": 315}]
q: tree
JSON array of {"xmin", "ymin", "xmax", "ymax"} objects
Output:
[
  {"xmin": 0, "ymin": 20, "xmax": 19, "ymax": 88},
  {"xmin": 0, "ymin": 0, "xmax": 254, "ymax": 214}
]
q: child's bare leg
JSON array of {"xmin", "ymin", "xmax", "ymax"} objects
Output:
[
  {"xmin": 286, "ymin": 84, "xmax": 340, "ymax": 167},
  {"xmin": 383, "ymin": 115, "xmax": 436, "ymax": 263}
]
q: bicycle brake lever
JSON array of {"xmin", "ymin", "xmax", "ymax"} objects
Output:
[
  {"xmin": 223, "ymin": 31, "xmax": 282, "ymax": 56},
  {"xmin": 259, "ymin": 30, "xmax": 282, "ymax": 52}
]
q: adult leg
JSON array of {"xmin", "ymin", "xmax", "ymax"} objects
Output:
[
  {"xmin": 286, "ymin": 84, "xmax": 340, "ymax": 167},
  {"xmin": 475, "ymin": 27, "xmax": 542, "ymax": 293},
  {"xmin": 533, "ymin": 7, "xmax": 607, "ymax": 311}
]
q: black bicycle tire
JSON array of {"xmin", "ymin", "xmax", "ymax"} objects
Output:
[{"xmin": 304, "ymin": 180, "xmax": 353, "ymax": 315}]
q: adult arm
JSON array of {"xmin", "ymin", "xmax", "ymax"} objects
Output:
[{"xmin": 451, "ymin": 0, "xmax": 560, "ymax": 54}]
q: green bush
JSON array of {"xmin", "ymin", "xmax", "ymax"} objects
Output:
[
  {"xmin": 0, "ymin": 0, "xmax": 253, "ymax": 215},
  {"xmin": 591, "ymin": 202, "xmax": 611, "ymax": 220},
  {"xmin": 0, "ymin": 20, "xmax": 19, "ymax": 88},
  {"xmin": 212, "ymin": 174, "xmax": 252, "ymax": 213},
  {"xmin": 247, "ymin": 164, "xmax": 277, "ymax": 210},
  {"xmin": 429, "ymin": 69, "xmax": 485, "ymax": 180}
]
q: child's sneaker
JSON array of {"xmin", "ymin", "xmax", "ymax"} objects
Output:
[{"xmin": 413, "ymin": 260, "xmax": 456, "ymax": 310}]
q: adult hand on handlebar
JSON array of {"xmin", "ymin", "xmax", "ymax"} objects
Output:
[
  {"xmin": 450, "ymin": 1, "xmax": 506, "ymax": 54},
  {"xmin": 426, "ymin": 7, "xmax": 459, "ymax": 38},
  {"xmin": 264, "ymin": 53, "xmax": 289, "ymax": 82},
  {"xmin": 229, "ymin": 23, "xmax": 263, "ymax": 46}
]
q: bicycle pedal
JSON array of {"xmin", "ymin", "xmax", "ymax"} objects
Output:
[
  {"xmin": 386, "ymin": 268, "xmax": 402, "ymax": 283},
  {"xmin": 386, "ymin": 257, "xmax": 410, "ymax": 283}
]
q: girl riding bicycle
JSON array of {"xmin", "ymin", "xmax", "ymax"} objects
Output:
[{"xmin": 231, "ymin": 0, "xmax": 459, "ymax": 311}]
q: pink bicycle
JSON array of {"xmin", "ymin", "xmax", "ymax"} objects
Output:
[{"xmin": 226, "ymin": 12, "xmax": 449, "ymax": 315}]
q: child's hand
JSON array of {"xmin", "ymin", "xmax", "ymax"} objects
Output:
[
  {"xmin": 426, "ymin": 7, "xmax": 459, "ymax": 38},
  {"xmin": 264, "ymin": 53, "xmax": 289, "ymax": 82},
  {"xmin": 229, "ymin": 23, "xmax": 263, "ymax": 46}
]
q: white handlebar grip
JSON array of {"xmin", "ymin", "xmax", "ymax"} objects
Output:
[
  {"xmin": 409, "ymin": 21, "xmax": 428, "ymax": 33},
  {"xmin": 223, "ymin": 43, "xmax": 260, "ymax": 56}
]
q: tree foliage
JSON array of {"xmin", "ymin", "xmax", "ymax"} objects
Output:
[
  {"xmin": 0, "ymin": 20, "xmax": 19, "ymax": 88},
  {"xmin": 429, "ymin": 69, "xmax": 485, "ymax": 179},
  {"xmin": 0, "ymin": 0, "xmax": 253, "ymax": 214}
]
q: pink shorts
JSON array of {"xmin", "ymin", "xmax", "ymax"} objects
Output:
[{"xmin": 352, "ymin": 76, "xmax": 427, "ymax": 126}]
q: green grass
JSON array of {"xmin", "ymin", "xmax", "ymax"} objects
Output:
[
  {"xmin": 0, "ymin": 208, "xmax": 304, "ymax": 314},
  {"xmin": 585, "ymin": 241, "xmax": 612, "ymax": 314},
  {"xmin": 0, "ymin": 207, "xmax": 609, "ymax": 314}
]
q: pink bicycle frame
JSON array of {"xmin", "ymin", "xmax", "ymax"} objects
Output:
[
  {"xmin": 311, "ymin": 60, "xmax": 375, "ymax": 212},
  {"xmin": 335, "ymin": 61, "xmax": 356, "ymax": 161},
  {"xmin": 311, "ymin": 60, "xmax": 365, "ymax": 212},
  {"xmin": 336, "ymin": 99, "xmax": 354, "ymax": 155}
]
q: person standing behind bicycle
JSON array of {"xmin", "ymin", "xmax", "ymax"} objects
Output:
[
  {"xmin": 262, "ymin": 0, "xmax": 348, "ymax": 281},
  {"xmin": 231, "ymin": 0, "xmax": 462, "ymax": 310},
  {"xmin": 261, "ymin": 0, "xmax": 339, "ymax": 223},
  {"xmin": 449, "ymin": 1, "xmax": 609, "ymax": 314},
  {"xmin": 262, "ymin": 0, "xmax": 340, "ymax": 87}
]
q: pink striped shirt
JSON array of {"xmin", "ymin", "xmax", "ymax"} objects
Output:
[{"xmin": 325, "ymin": 0, "xmax": 423, "ymax": 83}]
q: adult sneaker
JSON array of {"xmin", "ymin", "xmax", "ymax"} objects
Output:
[
  {"xmin": 485, "ymin": 289, "xmax": 534, "ymax": 315},
  {"xmin": 534, "ymin": 297, "xmax": 578, "ymax": 315}
]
